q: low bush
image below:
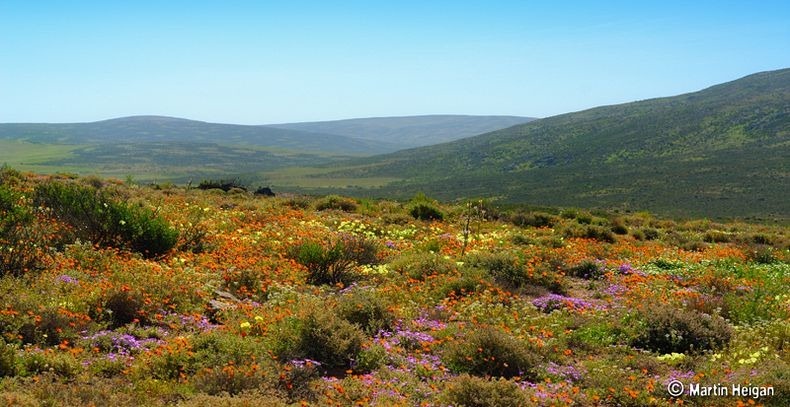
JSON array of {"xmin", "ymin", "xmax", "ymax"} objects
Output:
[
  {"xmin": 632, "ymin": 303, "xmax": 732, "ymax": 354},
  {"xmin": 273, "ymin": 308, "xmax": 365, "ymax": 369},
  {"xmin": 565, "ymin": 259, "xmax": 606, "ymax": 280},
  {"xmin": 0, "ymin": 339, "xmax": 17, "ymax": 377},
  {"xmin": 34, "ymin": 182, "xmax": 178, "ymax": 258},
  {"xmin": 0, "ymin": 186, "xmax": 45, "ymax": 276},
  {"xmin": 388, "ymin": 252, "xmax": 455, "ymax": 280},
  {"xmin": 442, "ymin": 374, "xmax": 529, "ymax": 407},
  {"xmin": 509, "ymin": 211, "xmax": 556, "ymax": 228},
  {"xmin": 464, "ymin": 252, "xmax": 565, "ymax": 293},
  {"xmin": 197, "ymin": 179, "xmax": 247, "ymax": 192},
  {"xmin": 288, "ymin": 235, "xmax": 378, "ymax": 286},
  {"xmin": 409, "ymin": 202, "xmax": 444, "ymax": 221},
  {"xmin": 105, "ymin": 291, "xmax": 147, "ymax": 328},
  {"xmin": 337, "ymin": 288, "xmax": 394, "ymax": 334},
  {"xmin": 314, "ymin": 195, "xmax": 357, "ymax": 212},
  {"xmin": 562, "ymin": 224, "xmax": 616, "ymax": 243},
  {"xmin": 444, "ymin": 328, "xmax": 539, "ymax": 379}
]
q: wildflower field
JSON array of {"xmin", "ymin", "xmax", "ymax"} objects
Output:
[{"xmin": 0, "ymin": 169, "xmax": 788, "ymax": 406}]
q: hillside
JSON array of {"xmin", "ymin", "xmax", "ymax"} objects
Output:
[
  {"xmin": 299, "ymin": 69, "xmax": 790, "ymax": 219},
  {"xmin": 0, "ymin": 116, "xmax": 402, "ymax": 182},
  {"xmin": 268, "ymin": 115, "xmax": 535, "ymax": 148}
]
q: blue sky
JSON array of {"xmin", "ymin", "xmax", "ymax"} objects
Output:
[{"xmin": 1, "ymin": 1, "xmax": 788, "ymax": 124}]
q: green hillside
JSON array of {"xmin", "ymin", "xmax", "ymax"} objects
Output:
[
  {"xmin": 268, "ymin": 115, "xmax": 535, "ymax": 148},
  {"xmin": 292, "ymin": 69, "xmax": 790, "ymax": 219},
  {"xmin": 0, "ymin": 116, "xmax": 401, "ymax": 182}
]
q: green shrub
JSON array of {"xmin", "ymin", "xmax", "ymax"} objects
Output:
[
  {"xmin": 33, "ymin": 181, "xmax": 178, "ymax": 258},
  {"xmin": 19, "ymin": 351, "xmax": 81, "ymax": 378},
  {"xmin": 509, "ymin": 211, "xmax": 556, "ymax": 228},
  {"xmin": 288, "ymin": 235, "xmax": 378, "ymax": 286},
  {"xmin": 274, "ymin": 308, "xmax": 365, "ymax": 369},
  {"xmin": 105, "ymin": 291, "xmax": 147, "ymax": 328},
  {"xmin": 283, "ymin": 196, "xmax": 311, "ymax": 210},
  {"xmin": 437, "ymin": 267, "xmax": 489, "ymax": 299},
  {"xmin": 610, "ymin": 218, "xmax": 629, "ymax": 235},
  {"xmin": 388, "ymin": 252, "xmax": 455, "ymax": 280},
  {"xmin": 565, "ymin": 259, "xmax": 606, "ymax": 280},
  {"xmin": 563, "ymin": 224, "xmax": 616, "ymax": 243},
  {"xmin": 354, "ymin": 344, "xmax": 388, "ymax": 372},
  {"xmin": 192, "ymin": 364, "xmax": 272, "ymax": 396},
  {"xmin": 511, "ymin": 234, "xmax": 536, "ymax": 246},
  {"xmin": 197, "ymin": 178, "xmax": 247, "ymax": 192},
  {"xmin": 381, "ymin": 212, "xmax": 413, "ymax": 225},
  {"xmin": 409, "ymin": 202, "xmax": 444, "ymax": 221},
  {"xmin": 464, "ymin": 252, "xmax": 564, "ymax": 293},
  {"xmin": 0, "ymin": 339, "xmax": 17, "ymax": 377},
  {"xmin": 442, "ymin": 374, "xmax": 529, "ymax": 407},
  {"xmin": 641, "ymin": 227, "xmax": 660, "ymax": 240},
  {"xmin": 314, "ymin": 195, "xmax": 357, "ymax": 212},
  {"xmin": 632, "ymin": 303, "xmax": 732, "ymax": 354},
  {"xmin": 703, "ymin": 230, "xmax": 732, "ymax": 243},
  {"xmin": 337, "ymin": 288, "xmax": 394, "ymax": 334},
  {"xmin": 0, "ymin": 186, "xmax": 44, "ymax": 276},
  {"xmin": 444, "ymin": 329, "xmax": 538, "ymax": 379}
]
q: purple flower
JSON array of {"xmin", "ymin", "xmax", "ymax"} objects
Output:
[
  {"xmin": 385, "ymin": 240, "xmax": 397, "ymax": 249},
  {"xmin": 618, "ymin": 263, "xmax": 633, "ymax": 275},
  {"xmin": 56, "ymin": 274, "xmax": 78, "ymax": 284},
  {"xmin": 604, "ymin": 284, "xmax": 627, "ymax": 297},
  {"xmin": 532, "ymin": 294, "xmax": 603, "ymax": 312}
]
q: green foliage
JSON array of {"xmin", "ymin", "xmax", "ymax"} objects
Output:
[
  {"xmin": 33, "ymin": 181, "xmax": 177, "ymax": 257},
  {"xmin": 309, "ymin": 69, "xmax": 790, "ymax": 219},
  {"xmin": 0, "ymin": 186, "xmax": 44, "ymax": 276},
  {"xmin": 444, "ymin": 328, "xmax": 539, "ymax": 379},
  {"xmin": 442, "ymin": 374, "xmax": 529, "ymax": 407},
  {"xmin": 273, "ymin": 308, "xmax": 365, "ymax": 369},
  {"xmin": 388, "ymin": 252, "xmax": 455, "ymax": 280},
  {"xmin": 19, "ymin": 351, "xmax": 81, "ymax": 378},
  {"xmin": 509, "ymin": 211, "xmax": 556, "ymax": 228},
  {"xmin": 314, "ymin": 195, "xmax": 357, "ymax": 212},
  {"xmin": 337, "ymin": 288, "xmax": 394, "ymax": 334},
  {"xmin": 197, "ymin": 178, "xmax": 247, "ymax": 192},
  {"xmin": 565, "ymin": 259, "xmax": 606, "ymax": 280},
  {"xmin": 562, "ymin": 224, "xmax": 616, "ymax": 243},
  {"xmin": 464, "ymin": 251, "xmax": 565, "ymax": 293},
  {"xmin": 0, "ymin": 339, "xmax": 17, "ymax": 377},
  {"xmin": 409, "ymin": 202, "xmax": 444, "ymax": 221},
  {"xmin": 632, "ymin": 303, "xmax": 732, "ymax": 354},
  {"xmin": 105, "ymin": 291, "xmax": 147, "ymax": 328},
  {"xmin": 288, "ymin": 235, "xmax": 379, "ymax": 286},
  {"xmin": 354, "ymin": 344, "xmax": 388, "ymax": 372}
]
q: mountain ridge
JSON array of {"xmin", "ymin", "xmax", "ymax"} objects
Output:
[{"xmin": 291, "ymin": 68, "xmax": 790, "ymax": 218}]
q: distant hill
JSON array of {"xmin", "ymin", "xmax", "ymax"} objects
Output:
[
  {"xmin": 295, "ymin": 69, "xmax": 790, "ymax": 218},
  {"xmin": 0, "ymin": 115, "xmax": 537, "ymax": 181},
  {"xmin": 0, "ymin": 115, "xmax": 398, "ymax": 155},
  {"xmin": 267, "ymin": 115, "xmax": 535, "ymax": 148}
]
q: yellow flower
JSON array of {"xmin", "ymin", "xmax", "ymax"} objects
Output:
[{"xmin": 239, "ymin": 321, "xmax": 251, "ymax": 329}]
